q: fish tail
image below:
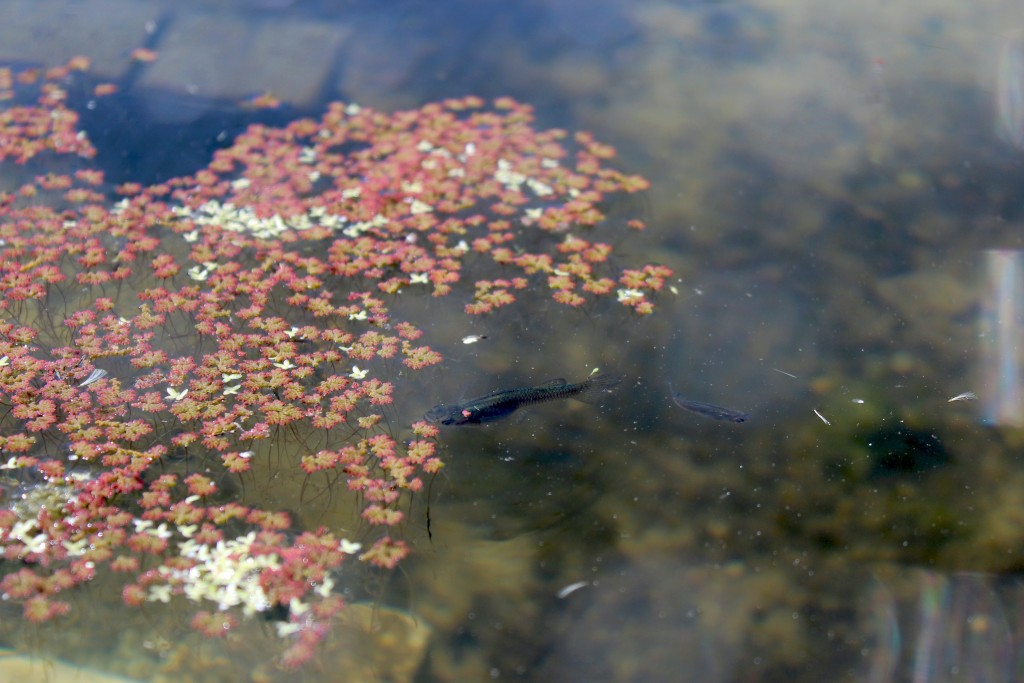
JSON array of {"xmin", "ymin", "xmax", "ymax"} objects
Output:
[{"xmin": 573, "ymin": 373, "xmax": 622, "ymax": 403}]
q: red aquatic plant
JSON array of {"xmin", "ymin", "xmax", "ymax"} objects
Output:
[{"xmin": 0, "ymin": 59, "xmax": 669, "ymax": 668}]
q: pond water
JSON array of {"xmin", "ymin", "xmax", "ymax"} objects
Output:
[{"xmin": 2, "ymin": 0, "xmax": 1024, "ymax": 681}]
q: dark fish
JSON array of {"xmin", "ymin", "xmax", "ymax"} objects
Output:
[
  {"xmin": 425, "ymin": 373, "xmax": 621, "ymax": 426},
  {"xmin": 669, "ymin": 383, "xmax": 749, "ymax": 423}
]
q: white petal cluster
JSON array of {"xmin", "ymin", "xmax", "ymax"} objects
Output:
[
  {"xmin": 143, "ymin": 527, "xmax": 362, "ymax": 625},
  {"xmin": 2, "ymin": 473, "xmax": 93, "ymax": 558},
  {"xmin": 151, "ymin": 531, "xmax": 278, "ymax": 615},
  {"xmin": 494, "ymin": 158, "xmax": 553, "ymax": 197},
  {"xmin": 174, "ymin": 201, "xmax": 353, "ymax": 240}
]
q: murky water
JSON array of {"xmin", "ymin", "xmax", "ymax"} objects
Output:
[{"xmin": 3, "ymin": 0, "xmax": 1024, "ymax": 681}]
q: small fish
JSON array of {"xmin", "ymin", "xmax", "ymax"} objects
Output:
[
  {"xmin": 78, "ymin": 368, "xmax": 108, "ymax": 387},
  {"xmin": 556, "ymin": 581, "xmax": 590, "ymax": 599},
  {"xmin": 948, "ymin": 391, "xmax": 977, "ymax": 403},
  {"xmin": 425, "ymin": 373, "xmax": 621, "ymax": 425},
  {"xmin": 669, "ymin": 383, "xmax": 749, "ymax": 423}
]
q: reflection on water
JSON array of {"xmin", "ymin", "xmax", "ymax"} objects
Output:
[
  {"xmin": 4, "ymin": 0, "xmax": 1024, "ymax": 680},
  {"xmin": 981, "ymin": 250, "xmax": 1024, "ymax": 427},
  {"xmin": 863, "ymin": 571, "xmax": 1022, "ymax": 683},
  {"xmin": 996, "ymin": 34, "xmax": 1024, "ymax": 150}
]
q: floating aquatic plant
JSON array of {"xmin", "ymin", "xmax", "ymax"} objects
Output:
[{"xmin": 0, "ymin": 59, "xmax": 669, "ymax": 668}]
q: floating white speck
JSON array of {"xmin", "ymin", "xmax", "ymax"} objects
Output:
[
  {"xmin": 314, "ymin": 576, "xmax": 335, "ymax": 598},
  {"xmin": 948, "ymin": 391, "xmax": 977, "ymax": 402},
  {"xmin": 187, "ymin": 266, "xmax": 209, "ymax": 281},
  {"xmin": 557, "ymin": 581, "xmax": 590, "ymax": 599},
  {"xmin": 25, "ymin": 533, "xmax": 49, "ymax": 555},
  {"xmin": 148, "ymin": 585, "xmax": 173, "ymax": 604},
  {"xmin": 813, "ymin": 408, "xmax": 831, "ymax": 425},
  {"xmin": 166, "ymin": 387, "xmax": 188, "ymax": 401},
  {"xmin": 851, "ymin": 398, "xmax": 865, "ymax": 404},
  {"xmin": 527, "ymin": 178, "xmax": 553, "ymax": 196},
  {"xmin": 62, "ymin": 538, "xmax": 89, "ymax": 555},
  {"xmin": 275, "ymin": 621, "xmax": 303, "ymax": 638},
  {"xmin": 461, "ymin": 334, "xmax": 487, "ymax": 344},
  {"xmin": 133, "ymin": 519, "xmax": 154, "ymax": 533},
  {"xmin": 616, "ymin": 288, "xmax": 643, "ymax": 303},
  {"xmin": 339, "ymin": 539, "xmax": 362, "ymax": 554},
  {"xmin": 150, "ymin": 523, "xmax": 173, "ymax": 540}
]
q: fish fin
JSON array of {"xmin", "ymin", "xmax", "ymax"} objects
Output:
[
  {"xmin": 510, "ymin": 407, "xmax": 533, "ymax": 425},
  {"xmin": 572, "ymin": 373, "xmax": 622, "ymax": 404},
  {"xmin": 537, "ymin": 378, "xmax": 569, "ymax": 388}
]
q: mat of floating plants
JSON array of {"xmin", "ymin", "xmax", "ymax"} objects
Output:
[{"xmin": 0, "ymin": 61, "xmax": 669, "ymax": 670}]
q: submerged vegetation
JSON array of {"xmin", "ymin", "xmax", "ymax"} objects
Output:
[{"xmin": 0, "ymin": 60, "xmax": 668, "ymax": 670}]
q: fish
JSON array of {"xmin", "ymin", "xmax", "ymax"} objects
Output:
[
  {"xmin": 425, "ymin": 373, "xmax": 621, "ymax": 425},
  {"xmin": 77, "ymin": 368, "xmax": 108, "ymax": 387},
  {"xmin": 669, "ymin": 383, "xmax": 749, "ymax": 423}
]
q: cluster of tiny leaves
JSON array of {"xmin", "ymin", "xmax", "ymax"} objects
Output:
[{"xmin": 0, "ymin": 60, "xmax": 668, "ymax": 667}]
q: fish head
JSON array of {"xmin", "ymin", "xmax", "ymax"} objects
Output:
[{"xmin": 424, "ymin": 403, "xmax": 472, "ymax": 425}]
